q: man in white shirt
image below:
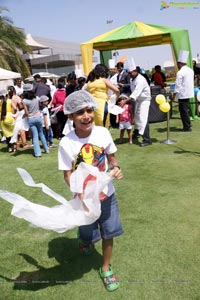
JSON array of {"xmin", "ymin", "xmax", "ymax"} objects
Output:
[
  {"xmin": 173, "ymin": 50, "xmax": 194, "ymax": 131},
  {"xmin": 120, "ymin": 57, "xmax": 152, "ymax": 147}
]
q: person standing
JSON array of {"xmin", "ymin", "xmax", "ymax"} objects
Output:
[
  {"xmin": 108, "ymin": 59, "xmax": 119, "ymax": 128},
  {"xmin": 173, "ymin": 50, "xmax": 194, "ymax": 132},
  {"xmin": 116, "ymin": 62, "xmax": 131, "ymax": 95},
  {"xmin": 121, "ymin": 57, "xmax": 152, "ymax": 147},
  {"xmin": 14, "ymin": 78, "xmax": 23, "ymax": 96},
  {"xmin": 51, "ymin": 82, "xmax": 66, "ymax": 139},
  {"xmin": 58, "ymin": 90, "xmax": 123, "ymax": 292},
  {"xmin": 23, "ymin": 83, "xmax": 49, "ymax": 157},
  {"xmin": 85, "ymin": 64, "xmax": 119, "ymax": 128},
  {"xmin": 0, "ymin": 89, "xmax": 15, "ymax": 152},
  {"xmin": 151, "ymin": 65, "xmax": 167, "ymax": 88}
]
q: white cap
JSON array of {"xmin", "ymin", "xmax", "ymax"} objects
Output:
[
  {"xmin": 64, "ymin": 90, "xmax": 97, "ymax": 114},
  {"xmin": 178, "ymin": 50, "xmax": 189, "ymax": 63},
  {"xmin": 108, "ymin": 59, "xmax": 115, "ymax": 69},
  {"xmin": 75, "ymin": 68, "xmax": 84, "ymax": 78},
  {"xmin": 124, "ymin": 57, "xmax": 136, "ymax": 72}
]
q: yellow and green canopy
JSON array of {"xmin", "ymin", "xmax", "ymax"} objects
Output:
[
  {"xmin": 81, "ymin": 20, "xmax": 192, "ymax": 73},
  {"xmin": 81, "ymin": 20, "xmax": 195, "ymax": 116}
]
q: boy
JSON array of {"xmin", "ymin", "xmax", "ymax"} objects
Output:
[
  {"xmin": 40, "ymin": 95, "xmax": 56, "ymax": 148},
  {"xmin": 58, "ymin": 90, "xmax": 123, "ymax": 292}
]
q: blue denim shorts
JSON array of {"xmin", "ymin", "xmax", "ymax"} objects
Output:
[{"xmin": 79, "ymin": 193, "xmax": 124, "ymax": 243}]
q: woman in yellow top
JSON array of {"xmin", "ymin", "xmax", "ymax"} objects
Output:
[
  {"xmin": 0, "ymin": 89, "xmax": 15, "ymax": 152},
  {"xmin": 85, "ymin": 64, "xmax": 119, "ymax": 128}
]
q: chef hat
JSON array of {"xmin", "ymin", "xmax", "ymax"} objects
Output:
[
  {"xmin": 108, "ymin": 59, "xmax": 116, "ymax": 69},
  {"xmin": 177, "ymin": 50, "xmax": 189, "ymax": 63},
  {"xmin": 124, "ymin": 57, "xmax": 136, "ymax": 72},
  {"xmin": 75, "ymin": 68, "xmax": 84, "ymax": 78}
]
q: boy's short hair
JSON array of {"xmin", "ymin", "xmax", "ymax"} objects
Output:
[{"xmin": 64, "ymin": 90, "xmax": 98, "ymax": 114}]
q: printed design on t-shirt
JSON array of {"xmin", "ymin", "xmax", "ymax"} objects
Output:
[{"xmin": 73, "ymin": 143, "xmax": 106, "ymax": 171}]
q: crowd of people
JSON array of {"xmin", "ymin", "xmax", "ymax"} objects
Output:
[{"xmin": 0, "ymin": 50, "xmax": 196, "ymax": 157}]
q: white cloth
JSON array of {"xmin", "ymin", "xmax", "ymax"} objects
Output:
[
  {"xmin": 14, "ymin": 85, "xmax": 23, "ymax": 96},
  {"xmin": 10, "ymin": 110, "xmax": 29, "ymax": 144},
  {"xmin": 62, "ymin": 118, "xmax": 74, "ymax": 135},
  {"xmin": 174, "ymin": 65, "xmax": 194, "ymax": 99},
  {"xmin": 130, "ymin": 73, "xmax": 151, "ymax": 135},
  {"xmin": 58, "ymin": 125, "xmax": 117, "ymax": 197},
  {"xmin": 108, "ymin": 73, "xmax": 118, "ymax": 99},
  {"xmin": 0, "ymin": 163, "xmax": 112, "ymax": 233},
  {"xmin": 107, "ymin": 94, "xmax": 125, "ymax": 115}
]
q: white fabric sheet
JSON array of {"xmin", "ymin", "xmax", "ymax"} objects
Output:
[
  {"xmin": 0, "ymin": 163, "xmax": 112, "ymax": 233},
  {"xmin": 108, "ymin": 94, "xmax": 125, "ymax": 115}
]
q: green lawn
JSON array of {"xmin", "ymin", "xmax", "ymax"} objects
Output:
[{"xmin": 0, "ymin": 110, "xmax": 200, "ymax": 300}]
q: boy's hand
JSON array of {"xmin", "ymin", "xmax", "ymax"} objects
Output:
[
  {"xmin": 110, "ymin": 166, "xmax": 123, "ymax": 180},
  {"xmin": 76, "ymin": 193, "xmax": 89, "ymax": 212}
]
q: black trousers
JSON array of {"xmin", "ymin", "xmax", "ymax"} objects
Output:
[
  {"xmin": 178, "ymin": 98, "xmax": 191, "ymax": 129},
  {"xmin": 133, "ymin": 123, "xmax": 151, "ymax": 143}
]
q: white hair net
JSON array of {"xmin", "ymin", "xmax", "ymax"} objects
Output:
[{"xmin": 64, "ymin": 90, "xmax": 98, "ymax": 114}]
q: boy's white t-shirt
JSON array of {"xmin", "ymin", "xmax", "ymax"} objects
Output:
[
  {"xmin": 58, "ymin": 125, "xmax": 117, "ymax": 197},
  {"xmin": 41, "ymin": 106, "xmax": 51, "ymax": 127}
]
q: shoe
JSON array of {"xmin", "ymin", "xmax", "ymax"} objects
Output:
[
  {"xmin": 140, "ymin": 142, "xmax": 152, "ymax": 147},
  {"xmin": 77, "ymin": 230, "xmax": 93, "ymax": 255},
  {"xmin": 23, "ymin": 144, "xmax": 30, "ymax": 149},
  {"xmin": 99, "ymin": 265, "xmax": 119, "ymax": 292},
  {"xmin": 49, "ymin": 144, "xmax": 57, "ymax": 148},
  {"xmin": 182, "ymin": 127, "xmax": 192, "ymax": 132},
  {"xmin": 132, "ymin": 133, "xmax": 141, "ymax": 139}
]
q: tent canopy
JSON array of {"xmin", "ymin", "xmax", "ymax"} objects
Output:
[
  {"xmin": 25, "ymin": 72, "xmax": 59, "ymax": 82},
  {"xmin": 0, "ymin": 68, "xmax": 21, "ymax": 80},
  {"xmin": 80, "ymin": 21, "xmax": 193, "ymax": 75},
  {"xmin": 26, "ymin": 34, "xmax": 49, "ymax": 51}
]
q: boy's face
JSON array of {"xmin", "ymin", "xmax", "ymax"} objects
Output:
[
  {"xmin": 69, "ymin": 106, "xmax": 94, "ymax": 138},
  {"xmin": 41, "ymin": 100, "xmax": 48, "ymax": 105}
]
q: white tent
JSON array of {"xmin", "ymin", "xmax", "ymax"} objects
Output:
[
  {"xmin": 25, "ymin": 72, "xmax": 59, "ymax": 81},
  {"xmin": 0, "ymin": 68, "xmax": 21, "ymax": 80},
  {"xmin": 26, "ymin": 34, "xmax": 49, "ymax": 51},
  {"xmin": 0, "ymin": 68, "xmax": 21, "ymax": 90}
]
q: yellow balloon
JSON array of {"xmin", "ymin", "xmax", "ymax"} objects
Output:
[
  {"xmin": 159, "ymin": 101, "xmax": 170, "ymax": 113},
  {"xmin": 155, "ymin": 94, "xmax": 166, "ymax": 105}
]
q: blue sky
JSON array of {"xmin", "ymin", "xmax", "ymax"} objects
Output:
[{"xmin": 2, "ymin": 0, "xmax": 200, "ymax": 69}]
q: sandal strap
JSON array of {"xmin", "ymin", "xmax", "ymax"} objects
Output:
[{"xmin": 99, "ymin": 266, "xmax": 114, "ymax": 278}]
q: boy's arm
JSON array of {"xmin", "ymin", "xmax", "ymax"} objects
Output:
[
  {"xmin": 107, "ymin": 153, "xmax": 123, "ymax": 179},
  {"xmin": 43, "ymin": 114, "xmax": 49, "ymax": 130},
  {"xmin": 63, "ymin": 170, "xmax": 72, "ymax": 186}
]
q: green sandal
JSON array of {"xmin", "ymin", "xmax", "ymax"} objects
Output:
[{"xmin": 99, "ymin": 265, "xmax": 119, "ymax": 292}]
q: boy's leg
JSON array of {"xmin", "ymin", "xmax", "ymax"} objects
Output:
[
  {"xmin": 78, "ymin": 222, "xmax": 100, "ymax": 254},
  {"xmin": 102, "ymin": 238, "xmax": 113, "ymax": 272},
  {"xmin": 100, "ymin": 238, "xmax": 119, "ymax": 291}
]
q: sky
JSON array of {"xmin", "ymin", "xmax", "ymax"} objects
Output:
[{"xmin": 1, "ymin": 0, "xmax": 200, "ymax": 70}]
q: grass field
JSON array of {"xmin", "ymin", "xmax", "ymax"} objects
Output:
[{"xmin": 0, "ymin": 109, "xmax": 200, "ymax": 300}]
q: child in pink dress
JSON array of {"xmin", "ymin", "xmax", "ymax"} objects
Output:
[{"xmin": 116, "ymin": 94, "xmax": 133, "ymax": 144}]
